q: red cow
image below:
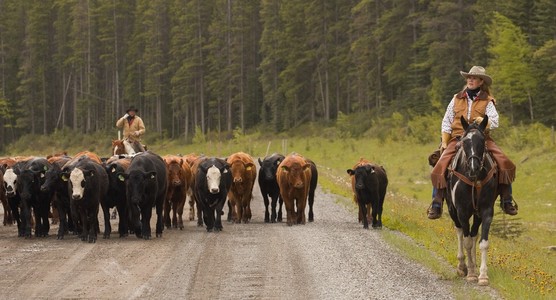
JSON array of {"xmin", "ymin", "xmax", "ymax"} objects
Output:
[
  {"xmin": 163, "ymin": 155, "xmax": 192, "ymax": 230},
  {"xmin": 226, "ymin": 152, "xmax": 257, "ymax": 224},
  {"xmin": 277, "ymin": 154, "xmax": 312, "ymax": 226},
  {"xmin": 183, "ymin": 153, "xmax": 200, "ymax": 221}
]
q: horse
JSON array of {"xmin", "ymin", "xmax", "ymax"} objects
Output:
[
  {"xmin": 112, "ymin": 139, "xmax": 145, "ymax": 156},
  {"xmin": 445, "ymin": 115, "xmax": 498, "ymax": 286}
]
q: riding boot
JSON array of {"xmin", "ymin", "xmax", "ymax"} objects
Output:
[
  {"xmin": 499, "ymin": 184, "xmax": 518, "ymax": 215},
  {"xmin": 427, "ymin": 187, "xmax": 445, "ymax": 219}
]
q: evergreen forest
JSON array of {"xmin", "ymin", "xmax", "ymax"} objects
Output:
[{"xmin": 1, "ymin": 0, "xmax": 555, "ymax": 146}]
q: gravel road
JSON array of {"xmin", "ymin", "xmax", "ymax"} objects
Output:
[{"xmin": 0, "ymin": 182, "xmax": 460, "ymax": 299}]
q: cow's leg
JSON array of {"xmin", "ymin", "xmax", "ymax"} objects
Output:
[
  {"xmin": 203, "ymin": 207, "xmax": 215, "ymax": 232},
  {"xmin": 141, "ymin": 206, "xmax": 153, "ymax": 239},
  {"xmin": 172, "ymin": 199, "xmax": 178, "ymax": 229},
  {"xmin": 116, "ymin": 202, "xmax": 128, "ymax": 237},
  {"xmin": 455, "ymin": 227, "xmax": 467, "ymax": 276},
  {"xmin": 227, "ymin": 199, "xmax": 234, "ymax": 222},
  {"xmin": 188, "ymin": 193, "xmax": 195, "ymax": 221},
  {"xmin": 215, "ymin": 202, "xmax": 225, "ymax": 231},
  {"xmin": 155, "ymin": 197, "xmax": 164, "ymax": 238},
  {"xmin": 163, "ymin": 195, "xmax": 172, "ymax": 229},
  {"xmin": 263, "ymin": 192, "xmax": 271, "ymax": 223},
  {"xmin": 308, "ymin": 188, "xmax": 315, "ymax": 222},
  {"xmin": 87, "ymin": 209, "xmax": 98, "ymax": 243},
  {"xmin": 9, "ymin": 198, "xmax": 22, "ymax": 236},
  {"xmin": 297, "ymin": 197, "xmax": 307, "ymax": 225},
  {"xmin": 80, "ymin": 210, "xmax": 88, "ymax": 242},
  {"xmin": 359, "ymin": 201, "xmax": 369, "ymax": 229},
  {"xmin": 101, "ymin": 203, "xmax": 112, "ymax": 239},
  {"xmin": 20, "ymin": 202, "xmax": 32, "ymax": 238},
  {"xmin": 177, "ymin": 194, "xmax": 185, "ymax": 230},
  {"xmin": 283, "ymin": 198, "xmax": 295, "ymax": 226},
  {"xmin": 277, "ymin": 196, "xmax": 283, "ymax": 222},
  {"xmin": 244, "ymin": 195, "xmax": 252, "ymax": 223}
]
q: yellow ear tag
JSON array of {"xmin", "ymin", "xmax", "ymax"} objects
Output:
[
  {"xmin": 118, "ymin": 174, "xmax": 125, "ymax": 181},
  {"xmin": 62, "ymin": 175, "xmax": 68, "ymax": 182},
  {"xmin": 246, "ymin": 166, "xmax": 252, "ymax": 171},
  {"xmin": 44, "ymin": 166, "xmax": 48, "ymax": 171}
]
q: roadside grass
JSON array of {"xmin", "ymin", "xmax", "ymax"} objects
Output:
[{"xmin": 2, "ymin": 129, "xmax": 554, "ymax": 299}]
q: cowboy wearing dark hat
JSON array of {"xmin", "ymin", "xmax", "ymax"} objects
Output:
[
  {"xmin": 427, "ymin": 66, "xmax": 518, "ymax": 219},
  {"xmin": 116, "ymin": 105, "xmax": 145, "ymax": 144}
]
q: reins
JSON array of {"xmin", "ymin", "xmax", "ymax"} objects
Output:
[{"xmin": 449, "ymin": 140, "xmax": 497, "ymax": 212}]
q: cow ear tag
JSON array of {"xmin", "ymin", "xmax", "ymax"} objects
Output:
[
  {"xmin": 246, "ymin": 166, "xmax": 252, "ymax": 171},
  {"xmin": 151, "ymin": 174, "xmax": 155, "ymax": 179},
  {"xmin": 43, "ymin": 166, "xmax": 48, "ymax": 171},
  {"xmin": 111, "ymin": 167, "xmax": 116, "ymax": 173},
  {"xmin": 40, "ymin": 173, "xmax": 45, "ymax": 178},
  {"xmin": 223, "ymin": 169, "xmax": 229, "ymax": 173},
  {"xmin": 118, "ymin": 174, "xmax": 125, "ymax": 181},
  {"xmin": 62, "ymin": 175, "xmax": 68, "ymax": 181}
]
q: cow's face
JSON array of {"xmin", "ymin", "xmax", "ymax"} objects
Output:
[
  {"xmin": 41, "ymin": 168, "xmax": 59, "ymax": 192},
  {"xmin": 230, "ymin": 161, "xmax": 254, "ymax": 184},
  {"xmin": 206, "ymin": 165, "xmax": 227, "ymax": 194},
  {"xmin": 69, "ymin": 168, "xmax": 87, "ymax": 200},
  {"xmin": 347, "ymin": 165, "xmax": 374, "ymax": 190},
  {"xmin": 281, "ymin": 163, "xmax": 310, "ymax": 189},
  {"xmin": 124, "ymin": 171, "xmax": 156, "ymax": 204},
  {"xmin": 167, "ymin": 161, "xmax": 184, "ymax": 186},
  {"xmin": 4, "ymin": 168, "xmax": 17, "ymax": 197},
  {"xmin": 16, "ymin": 170, "xmax": 37, "ymax": 200},
  {"xmin": 260, "ymin": 158, "xmax": 281, "ymax": 181}
]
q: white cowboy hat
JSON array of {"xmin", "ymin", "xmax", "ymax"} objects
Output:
[{"xmin": 460, "ymin": 66, "xmax": 492, "ymax": 86}]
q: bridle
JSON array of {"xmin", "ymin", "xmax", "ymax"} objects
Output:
[{"xmin": 449, "ymin": 129, "xmax": 497, "ymax": 212}]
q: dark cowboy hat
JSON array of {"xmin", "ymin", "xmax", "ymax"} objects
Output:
[{"xmin": 126, "ymin": 106, "xmax": 138, "ymax": 113}]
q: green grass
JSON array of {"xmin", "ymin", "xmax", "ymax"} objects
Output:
[{"xmin": 2, "ymin": 129, "xmax": 555, "ymax": 299}]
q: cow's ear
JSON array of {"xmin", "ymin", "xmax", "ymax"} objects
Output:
[
  {"xmin": 60, "ymin": 172, "xmax": 69, "ymax": 182},
  {"xmin": 347, "ymin": 169, "xmax": 354, "ymax": 175},
  {"xmin": 303, "ymin": 163, "xmax": 311, "ymax": 171},
  {"xmin": 258, "ymin": 158, "xmax": 262, "ymax": 166},
  {"xmin": 245, "ymin": 163, "xmax": 255, "ymax": 171}
]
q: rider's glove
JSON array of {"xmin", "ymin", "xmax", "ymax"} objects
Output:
[
  {"xmin": 122, "ymin": 113, "xmax": 129, "ymax": 119},
  {"xmin": 134, "ymin": 131, "xmax": 140, "ymax": 136}
]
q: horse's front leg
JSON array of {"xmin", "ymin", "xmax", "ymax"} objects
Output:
[
  {"xmin": 455, "ymin": 227, "xmax": 467, "ymax": 276},
  {"xmin": 464, "ymin": 235, "xmax": 478, "ymax": 282},
  {"xmin": 478, "ymin": 239, "xmax": 489, "ymax": 285}
]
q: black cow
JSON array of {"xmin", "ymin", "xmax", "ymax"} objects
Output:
[
  {"xmin": 347, "ymin": 162, "xmax": 388, "ymax": 229},
  {"xmin": 120, "ymin": 151, "xmax": 167, "ymax": 239},
  {"xmin": 194, "ymin": 157, "xmax": 231, "ymax": 232},
  {"xmin": 13, "ymin": 158, "xmax": 52, "ymax": 237},
  {"xmin": 41, "ymin": 156, "xmax": 74, "ymax": 239},
  {"xmin": 104, "ymin": 155, "xmax": 132, "ymax": 237},
  {"xmin": 258, "ymin": 153, "xmax": 285, "ymax": 223},
  {"xmin": 68, "ymin": 158, "xmax": 108, "ymax": 243}
]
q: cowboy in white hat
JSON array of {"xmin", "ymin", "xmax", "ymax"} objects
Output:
[
  {"xmin": 427, "ymin": 66, "xmax": 518, "ymax": 219},
  {"xmin": 116, "ymin": 105, "xmax": 146, "ymax": 152}
]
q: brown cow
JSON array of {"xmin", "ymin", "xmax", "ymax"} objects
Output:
[
  {"xmin": 183, "ymin": 153, "xmax": 200, "ymax": 221},
  {"xmin": 163, "ymin": 155, "xmax": 192, "ymax": 230},
  {"xmin": 349, "ymin": 158, "xmax": 372, "ymax": 223},
  {"xmin": 226, "ymin": 152, "xmax": 257, "ymax": 224},
  {"xmin": 277, "ymin": 153, "xmax": 312, "ymax": 226}
]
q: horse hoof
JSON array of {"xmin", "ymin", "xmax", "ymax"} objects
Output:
[
  {"xmin": 478, "ymin": 278, "xmax": 489, "ymax": 286},
  {"xmin": 457, "ymin": 268, "xmax": 467, "ymax": 277},
  {"xmin": 466, "ymin": 275, "xmax": 478, "ymax": 282}
]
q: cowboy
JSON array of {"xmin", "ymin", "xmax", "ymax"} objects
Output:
[
  {"xmin": 427, "ymin": 66, "xmax": 518, "ymax": 219},
  {"xmin": 116, "ymin": 106, "xmax": 145, "ymax": 147}
]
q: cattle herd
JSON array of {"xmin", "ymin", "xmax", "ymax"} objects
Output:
[{"xmin": 0, "ymin": 150, "xmax": 389, "ymax": 242}]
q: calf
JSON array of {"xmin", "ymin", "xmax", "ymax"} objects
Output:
[
  {"xmin": 194, "ymin": 157, "xmax": 231, "ymax": 232},
  {"xmin": 258, "ymin": 153, "xmax": 285, "ymax": 223},
  {"xmin": 121, "ymin": 151, "xmax": 167, "ymax": 239},
  {"xmin": 69, "ymin": 158, "xmax": 108, "ymax": 242},
  {"xmin": 347, "ymin": 159, "xmax": 388, "ymax": 229},
  {"xmin": 104, "ymin": 155, "xmax": 132, "ymax": 237},
  {"xmin": 227, "ymin": 152, "xmax": 257, "ymax": 224},
  {"xmin": 277, "ymin": 154, "xmax": 312, "ymax": 226},
  {"xmin": 42, "ymin": 155, "xmax": 73, "ymax": 239},
  {"xmin": 162, "ymin": 155, "xmax": 192, "ymax": 230}
]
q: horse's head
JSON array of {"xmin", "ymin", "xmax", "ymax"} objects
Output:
[
  {"xmin": 460, "ymin": 115, "xmax": 489, "ymax": 179},
  {"xmin": 112, "ymin": 140, "xmax": 126, "ymax": 155}
]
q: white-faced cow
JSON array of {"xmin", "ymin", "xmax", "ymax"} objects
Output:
[
  {"xmin": 120, "ymin": 151, "xmax": 167, "ymax": 239},
  {"xmin": 194, "ymin": 157, "xmax": 231, "ymax": 232},
  {"xmin": 347, "ymin": 159, "xmax": 388, "ymax": 229},
  {"xmin": 68, "ymin": 157, "xmax": 108, "ymax": 243}
]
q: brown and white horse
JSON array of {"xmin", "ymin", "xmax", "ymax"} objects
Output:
[{"xmin": 112, "ymin": 139, "xmax": 145, "ymax": 156}]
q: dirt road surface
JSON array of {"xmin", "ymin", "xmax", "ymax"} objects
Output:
[{"xmin": 0, "ymin": 183, "xmax": 458, "ymax": 299}]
